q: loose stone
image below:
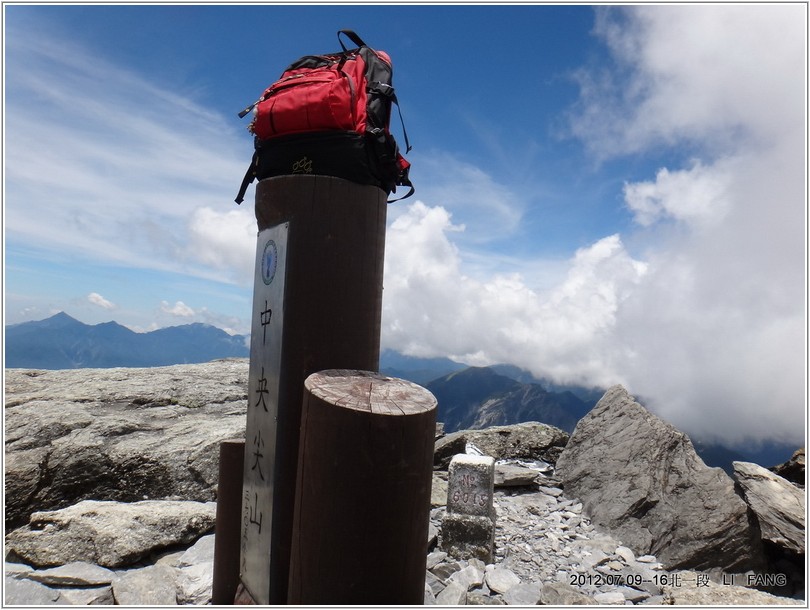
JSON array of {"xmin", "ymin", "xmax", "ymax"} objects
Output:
[{"xmin": 484, "ymin": 567, "xmax": 521, "ymax": 594}]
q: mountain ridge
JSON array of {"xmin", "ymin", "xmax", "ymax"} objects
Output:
[
  {"xmin": 5, "ymin": 312, "xmax": 249, "ymax": 369},
  {"xmin": 426, "ymin": 366, "xmax": 595, "ymax": 434},
  {"xmin": 6, "ymin": 314, "xmax": 797, "ymax": 471}
]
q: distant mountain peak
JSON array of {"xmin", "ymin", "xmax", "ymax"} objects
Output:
[
  {"xmin": 5, "ymin": 314, "xmax": 249, "ymax": 369},
  {"xmin": 43, "ymin": 311, "xmax": 83, "ymax": 326}
]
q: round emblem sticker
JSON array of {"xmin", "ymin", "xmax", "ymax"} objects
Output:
[{"xmin": 261, "ymin": 240, "xmax": 278, "ymax": 285}]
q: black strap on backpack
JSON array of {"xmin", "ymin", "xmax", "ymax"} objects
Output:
[
  {"xmin": 337, "ymin": 29, "xmax": 367, "ymax": 51},
  {"xmin": 338, "ymin": 29, "xmax": 412, "ymax": 154}
]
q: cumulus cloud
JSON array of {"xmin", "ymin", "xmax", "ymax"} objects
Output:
[
  {"xmin": 623, "ymin": 159, "xmax": 733, "ymax": 228},
  {"xmin": 87, "ymin": 292, "xmax": 115, "ymax": 310},
  {"xmin": 186, "ymin": 207, "xmax": 257, "ymax": 284},
  {"xmin": 382, "ymin": 202, "xmax": 648, "ymax": 387},
  {"xmin": 571, "ymin": 5, "xmax": 804, "ymax": 159},
  {"xmin": 161, "ymin": 300, "xmax": 196, "ymax": 317},
  {"xmin": 573, "ymin": 5, "xmax": 806, "ymax": 447},
  {"xmin": 383, "ymin": 5, "xmax": 805, "ymax": 449}
]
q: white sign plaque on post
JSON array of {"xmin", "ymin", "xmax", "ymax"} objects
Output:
[{"xmin": 240, "ymin": 221, "xmax": 289, "ymax": 604}]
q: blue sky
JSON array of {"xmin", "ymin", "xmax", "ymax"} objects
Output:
[{"xmin": 3, "ymin": 4, "xmax": 806, "ymax": 449}]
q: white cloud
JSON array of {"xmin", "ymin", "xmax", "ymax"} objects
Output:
[
  {"xmin": 186, "ymin": 207, "xmax": 257, "ymax": 283},
  {"xmin": 383, "ymin": 5, "xmax": 805, "ymax": 450},
  {"xmin": 573, "ymin": 5, "xmax": 804, "ymax": 159},
  {"xmin": 623, "ymin": 159, "xmax": 733, "ymax": 228},
  {"xmin": 567, "ymin": 5, "xmax": 806, "ymax": 446},
  {"xmin": 4, "ymin": 29, "xmax": 254, "ymax": 286},
  {"xmin": 161, "ymin": 300, "xmax": 196, "ymax": 317},
  {"xmin": 382, "ymin": 202, "xmax": 647, "ymax": 387},
  {"xmin": 87, "ymin": 292, "xmax": 116, "ymax": 310}
]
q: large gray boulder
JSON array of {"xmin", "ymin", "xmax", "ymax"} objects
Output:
[
  {"xmin": 5, "ymin": 499, "xmax": 216, "ymax": 568},
  {"xmin": 4, "ymin": 359, "xmax": 248, "ymax": 527},
  {"xmin": 732, "ymin": 461, "xmax": 805, "ymax": 554},
  {"xmin": 555, "ymin": 385, "xmax": 762, "ymax": 572},
  {"xmin": 434, "ymin": 422, "xmax": 568, "ymax": 469},
  {"xmin": 771, "ymin": 448, "xmax": 805, "ymax": 488}
]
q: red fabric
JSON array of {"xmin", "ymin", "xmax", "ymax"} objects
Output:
[{"xmin": 252, "ymin": 57, "xmax": 369, "ymax": 140}]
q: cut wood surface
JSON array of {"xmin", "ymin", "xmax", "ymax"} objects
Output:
[{"xmin": 305, "ymin": 369, "xmax": 436, "ymax": 416}]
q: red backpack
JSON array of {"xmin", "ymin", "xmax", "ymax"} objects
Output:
[{"xmin": 235, "ymin": 30, "xmax": 413, "ymax": 204}]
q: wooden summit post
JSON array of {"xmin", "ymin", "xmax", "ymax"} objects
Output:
[
  {"xmin": 239, "ymin": 176, "xmax": 386, "ymax": 605},
  {"xmin": 288, "ymin": 369, "xmax": 437, "ymax": 605},
  {"xmin": 212, "ymin": 440, "xmax": 245, "ymax": 605}
]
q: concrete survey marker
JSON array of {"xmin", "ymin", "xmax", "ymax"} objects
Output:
[
  {"xmin": 443, "ymin": 454, "xmax": 496, "ymax": 562},
  {"xmin": 447, "ymin": 454, "xmax": 495, "ymax": 517}
]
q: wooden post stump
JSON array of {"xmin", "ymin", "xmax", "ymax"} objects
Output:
[
  {"xmin": 212, "ymin": 440, "xmax": 245, "ymax": 605},
  {"xmin": 288, "ymin": 370, "xmax": 437, "ymax": 605}
]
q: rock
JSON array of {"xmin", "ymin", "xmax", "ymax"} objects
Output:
[
  {"xmin": 485, "ymin": 567, "xmax": 521, "ymax": 593},
  {"xmin": 732, "ymin": 461, "xmax": 805, "ymax": 554},
  {"xmin": 435, "ymin": 580, "xmax": 467, "ymax": 605},
  {"xmin": 6, "ymin": 499, "xmax": 216, "ymax": 568},
  {"xmin": 448, "ymin": 564, "xmax": 485, "ymax": 590},
  {"xmin": 176, "ymin": 533, "xmax": 215, "ymax": 567},
  {"xmin": 538, "ymin": 485, "xmax": 563, "ymax": 497},
  {"xmin": 661, "ymin": 570, "xmax": 803, "ymax": 605},
  {"xmin": 538, "ymin": 581, "xmax": 591, "ymax": 605},
  {"xmin": 435, "ymin": 422, "xmax": 569, "ymax": 470},
  {"xmin": 24, "ymin": 561, "xmax": 115, "ymax": 586},
  {"xmin": 425, "ymin": 582, "xmax": 437, "ymax": 605},
  {"xmin": 501, "ymin": 581, "xmax": 543, "ymax": 605},
  {"xmin": 615, "ymin": 545, "xmax": 635, "ymax": 564},
  {"xmin": 4, "ymin": 562, "xmax": 33, "ymax": 579},
  {"xmin": 431, "ymin": 473, "xmax": 449, "ymax": 506},
  {"xmin": 436, "ymin": 422, "xmax": 446, "ymax": 439},
  {"xmin": 56, "ymin": 585, "xmax": 114, "ymax": 605},
  {"xmin": 4, "ymin": 360, "xmax": 248, "ymax": 528},
  {"xmin": 593, "ymin": 590, "xmax": 626, "ymax": 604},
  {"xmin": 430, "ymin": 561, "xmax": 464, "ymax": 581},
  {"xmin": 770, "ymin": 448, "xmax": 805, "ymax": 487},
  {"xmin": 172, "ymin": 533, "xmax": 215, "ymax": 604},
  {"xmin": 495, "ymin": 464, "xmax": 539, "ymax": 487},
  {"xmin": 426, "ymin": 551, "xmax": 447, "ymax": 570},
  {"xmin": 467, "ymin": 588, "xmax": 506, "ymax": 605},
  {"xmin": 556, "ymin": 385, "xmax": 762, "ymax": 572},
  {"xmin": 428, "ymin": 522, "xmax": 439, "ymax": 548},
  {"xmin": 615, "ymin": 586, "xmax": 651, "ymax": 603},
  {"xmin": 175, "ymin": 562, "xmax": 214, "ymax": 605},
  {"xmin": 4, "ymin": 576, "xmax": 62, "ymax": 605},
  {"xmin": 425, "ymin": 570, "xmax": 447, "ymax": 596},
  {"xmin": 111, "ymin": 564, "xmax": 178, "ymax": 605}
]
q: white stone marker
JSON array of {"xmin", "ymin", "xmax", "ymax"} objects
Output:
[{"xmin": 442, "ymin": 454, "xmax": 496, "ymax": 562}]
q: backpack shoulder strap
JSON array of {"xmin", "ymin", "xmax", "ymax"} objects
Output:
[
  {"xmin": 235, "ymin": 149, "xmax": 259, "ymax": 204},
  {"xmin": 337, "ymin": 29, "xmax": 367, "ymax": 51}
]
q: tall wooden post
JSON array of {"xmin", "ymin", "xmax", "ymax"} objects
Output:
[
  {"xmin": 288, "ymin": 369, "xmax": 437, "ymax": 605},
  {"xmin": 240, "ymin": 175, "xmax": 387, "ymax": 605}
]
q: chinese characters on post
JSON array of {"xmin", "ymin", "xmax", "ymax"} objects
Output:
[{"xmin": 239, "ymin": 223, "xmax": 289, "ymax": 604}]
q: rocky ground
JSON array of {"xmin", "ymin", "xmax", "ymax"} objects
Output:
[
  {"xmin": 5, "ymin": 464, "xmax": 802, "ymax": 606},
  {"xmin": 423, "ymin": 459, "xmax": 803, "ymax": 606},
  {"xmin": 4, "ymin": 361, "xmax": 805, "ymax": 605}
]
